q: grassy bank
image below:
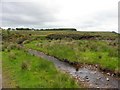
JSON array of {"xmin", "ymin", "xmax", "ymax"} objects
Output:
[
  {"xmin": 25, "ymin": 39, "xmax": 119, "ymax": 73},
  {"xmin": 2, "ymin": 48, "xmax": 79, "ymax": 88}
]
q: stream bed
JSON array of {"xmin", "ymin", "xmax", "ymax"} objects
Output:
[{"xmin": 28, "ymin": 49, "xmax": 120, "ymax": 88}]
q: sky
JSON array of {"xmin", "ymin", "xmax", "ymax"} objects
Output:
[{"xmin": 0, "ymin": 0, "xmax": 119, "ymax": 32}]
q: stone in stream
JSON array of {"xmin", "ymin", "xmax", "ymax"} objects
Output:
[
  {"xmin": 111, "ymin": 74, "xmax": 114, "ymax": 77},
  {"xmin": 90, "ymin": 65, "xmax": 92, "ymax": 68},
  {"xmin": 97, "ymin": 87, "xmax": 100, "ymax": 88},
  {"xmin": 75, "ymin": 76, "xmax": 77, "ymax": 79},
  {"xmin": 89, "ymin": 84, "xmax": 92, "ymax": 86},
  {"xmin": 70, "ymin": 72, "xmax": 73, "ymax": 75},
  {"xmin": 106, "ymin": 78, "xmax": 109, "ymax": 81},
  {"xmin": 94, "ymin": 71, "xmax": 97, "ymax": 74},
  {"xmin": 107, "ymin": 73, "xmax": 110, "ymax": 76},
  {"xmin": 95, "ymin": 64, "xmax": 98, "ymax": 68},
  {"xmin": 80, "ymin": 79, "xmax": 84, "ymax": 82},
  {"xmin": 85, "ymin": 76, "xmax": 89, "ymax": 80},
  {"xmin": 93, "ymin": 71, "xmax": 97, "ymax": 74},
  {"xmin": 86, "ymin": 79, "xmax": 90, "ymax": 82},
  {"xmin": 91, "ymin": 71, "xmax": 96, "ymax": 74},
  {"xmin": 95, "ymin": 82, "xmax": 98, "ymax": 85},
  {"xmin": 97, "ymin": 77, "xmax": 101, "ymax": 80},
  {"xmin": 76, "ymin": 68, "xmax": 79, "ymax": 71},
  {"xmin": 72, "ymin": 75, "xmax": 76, "ymax": 77},
  {"xmin": 78, "ymin": 77, "xmax": 81, "ymax": 80}
]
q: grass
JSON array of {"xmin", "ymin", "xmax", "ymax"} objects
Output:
[
  {"xmin": 2, "ymin": 29, "xmax": 119, "ymax": 88},
  {"xmin": 2, "ymin": 48, "xmax": 79, "ymax": 88},
  {"xmin": 25, "ymin": 39, "xmax": 119, "ymax": 73}
]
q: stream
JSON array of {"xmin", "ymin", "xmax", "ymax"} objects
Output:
[{"xmin": 28, "ymin": 49, "xmax": 120, "ymax": 88}]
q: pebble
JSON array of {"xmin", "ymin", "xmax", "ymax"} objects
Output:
[
  {"xmin": 89, "ymin": 84, "xmax": 92, "ymax": 86},
  {"xmin": 85, "ymin": 76, "xmax": 89, "ymax": 79},
  {"xmin": 106, "ymin": 78, "xmax": 109, "ymax": 81},
  {"xmin": 75, "ymin": 77, "xmax": 77, "ymax": 79},
  {"xmin": 111, "ymin": 74, "xmax": 114, "ymax": 77},
  {"xmin": 89, "ymin": 65, "xmax": 92, "ymax": 68},
  {"xmin": 91, "ymin": 72, "xmax": 94, "ymax": 74},
  {"xmin": 94, "ymin": 71, "xmax": 97, "ymax": 74},
  {"xmin": 80, "ymin": 79, "xmax": 84, "ymax": 82},
  {"xmin": 73, "ymin": 75, "xmax": 76, "ymax": 77},
  {"xmin": 97, "ymin": 77, "xmax": 101, "ymax": 80},
  {"xmin": 86, "ymin": 79, "xmax": 90, "ymax": 82},
  {"xmin": 95, "ymin": 64, "xmax": 98, "ymax": 67},
  {"xmin": 107, "ymin": 73, "xmax": 110, "ymax": 76}
]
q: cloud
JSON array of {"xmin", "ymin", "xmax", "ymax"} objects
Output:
[
  {"xmin": 1, "ymin": 2, "xmax": 60, "ymax": 28},
  {"xmin": 1, "ymin": 0, "xmax": 118, "ymax": 32}
]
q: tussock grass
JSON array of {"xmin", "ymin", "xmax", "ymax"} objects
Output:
[
  {"xmin": 25, "ymin": 39, "xmax": 119, "ymax": 72},
  {"xmin": 2, "ymin": 49, "xmax": 79, "ymax": 88}
]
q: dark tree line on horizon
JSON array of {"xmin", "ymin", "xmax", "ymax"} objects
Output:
[{"xmin": 6, "ymin": 28, "xmax": 77, "ymax": 31}]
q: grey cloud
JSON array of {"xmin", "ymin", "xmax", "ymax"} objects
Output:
[
  {"xmin": 1, "ymin": 2, "xmax": 59, "ymax": 28},
  {"xmin": 78, "ymin": 10, "xmax": 117, "ymax": 31},
  {"xmin": 94, "ymin": 10, "xmax": 117, "ymax": 21},
  {"xmin": 79, "ymin": 21, "xmax": 101, "ymax": 29},
  {"xmin": 1, "ymin": 1, "xmax": 117, "ymax": 32}
]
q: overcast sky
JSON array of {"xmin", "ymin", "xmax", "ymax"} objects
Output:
[{"xmin": 0, "ymin": 0, "xmax": 119, "ymax": 32}]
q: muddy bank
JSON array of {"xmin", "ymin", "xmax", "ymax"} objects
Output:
[{"xmin": 28, "ymin": 49, "xmax": 120, "ymax": 88}]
